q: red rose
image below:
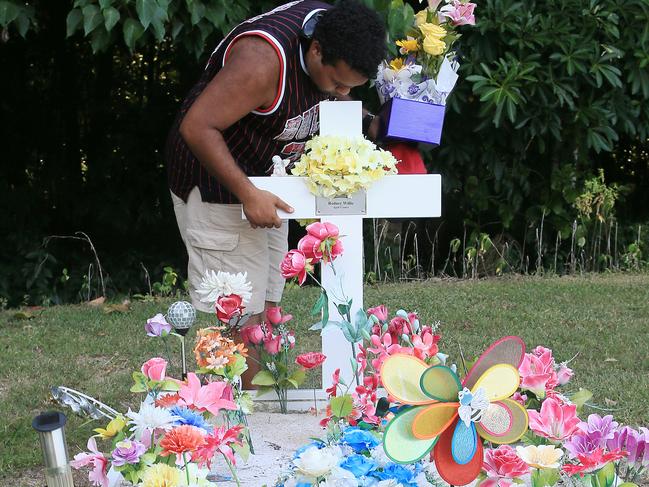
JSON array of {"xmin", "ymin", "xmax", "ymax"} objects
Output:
[
  {"xmin": 263, "ymin": 334, "xmax": 282, "ymax": 355},
  {"xmin": 215, "ymin": 295, "xmax": 244, "ymax": 323},
  {"xmin": 240, "ymin": 324, "xmax": 264, "ymax": 345},
  {"xmin": 266, "ymin": 306, "xmax": 292, "ymax": 325}
]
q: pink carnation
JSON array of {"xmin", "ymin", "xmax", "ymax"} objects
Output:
[{"xmin": 482, "ymin": 445, "xmax": 529, "ymax": 486}]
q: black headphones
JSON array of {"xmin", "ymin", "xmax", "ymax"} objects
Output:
[{"xmin": 299, "ymin": 10, "xmax": 325, "ymax": 41}]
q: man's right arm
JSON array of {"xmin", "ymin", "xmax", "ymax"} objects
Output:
[{"xmin": 179, "ymin": 36, "xmax": 293, "ymax": 229}]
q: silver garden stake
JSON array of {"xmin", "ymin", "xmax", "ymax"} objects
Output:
[{"xmin": 167, "ymin": 301, "xmax": 196, "ymax": 380}]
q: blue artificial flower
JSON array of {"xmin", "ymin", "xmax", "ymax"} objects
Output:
[
  {"xmin": 372, "ymin": 463, "xmax": 417, "ymax": 486},
  {"xmin": 169, "ymin": 406, "xmax": 211, "ymax": 432},
  {"xmin": 341, "ymin": 427, "xmax": 380, "ymax": 453},
  {"xmin": 339, "ymin": 454, "xmax": 377, "ymax": 478}
]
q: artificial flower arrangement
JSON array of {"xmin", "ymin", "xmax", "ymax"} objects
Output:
[
  {"xmin": 241, "ymin": 306, "xmax": 326, "ymax": 414},
  {"xmin": 195, "ymin": 269, "xmax": 325, "ymax": 414},
  {"xmin": 71, "ymin": 271, "xmax": 262, "ymax": 487},
  {"xmin": 275, "ymin": 316, "xmax": 649, "ymax": 486},
  {"xmin": 70, "ymin": 356, "xmax": 246, "ymax": 487},
  {"xmin": 291, "ymin": 134, "xmax": 398, "ymax": 198},
  {"xmin": 374, "ymin": 0, "xmax": 477, "ymax": 145},
  {"xmin": 276, "ymin": 227, "xmax": 647, "ymax": 486}
]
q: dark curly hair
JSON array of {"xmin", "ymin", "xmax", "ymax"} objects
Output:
[{"xmin": 313, "ymin": 1, "xmax": 387, "ymax": 79}]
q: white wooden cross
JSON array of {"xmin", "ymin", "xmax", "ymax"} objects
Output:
[{"xmin": 248, "ymin": 101, "xmax": 441, "ymax": 407}]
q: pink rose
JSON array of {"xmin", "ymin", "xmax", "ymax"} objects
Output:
[
  {"xmin": 306, "ymin": 221, "xmax": 339, "ymax": 240},
  {"xmin": 297, "ymin": 234, "xmax": 324, "ymax": 263},
  {"xmin": 266, "ymin": 306, "xmax": 292, "ymax": 325},
  {"xmin": 367, "ymin": 305, "xmax": 389, "ymax": 322},
  {"xmin": 483, "ymin": 445, "xmax": 529, "ymax": 484},
  {"xmin": 240, "ymin": 324, "xmax": 264, "ymax": 345},
  {"xmin": 557, "ymin": 363, "xmax": 574, "ymax": 385},
  {"xmin": 280, "ymin": 250, "xmax": 309, "ymax": 285},
  {"xmin": 215, "ymin": 295, "xmax": 244, "ymax": 323},
  {"xmin": 325, "ymin": 238, "xmax": 343, "ymax": 262},
  {"xmin": 528, "ymin": 395, "xmax": 581, "ymax": 441},
  {"xmin": 519, "ymin": 350, "xmax": 558, "ymax": 398},
  {"xmin": 141, "ymin": 357, "xmax": 167, "ymax": 381},
  {"xmin": 532, "ymin": 345, "xmax": 553, "ymax": 357},
  {"xmin": 439, "ymin": 0, "xmax": 476, "ymax": 26},
  {"xmin": 263, "ymin": 334, "xmax": 282, "ymax": 355}
]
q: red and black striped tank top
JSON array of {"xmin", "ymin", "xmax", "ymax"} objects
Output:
[{"xmin": 166, "ymin": 0, "xmax": 331, "ymax": 204}]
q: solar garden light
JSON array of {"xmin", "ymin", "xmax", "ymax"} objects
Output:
[
  {"xmin": 167, "ymin": 300, "xmax": 196, "ymax": 380},
  {"xmin": 32, "ymin": 411, "xmax": 74, "ymax": 487}
]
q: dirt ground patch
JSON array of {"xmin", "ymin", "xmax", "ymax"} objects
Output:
[{"xmin": 12, "ymin": 411, "xmax": 323, "ymax": 487}]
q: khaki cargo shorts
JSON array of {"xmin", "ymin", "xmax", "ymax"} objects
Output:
[{"xmin": 171, "ymin": 187, "xmax": 288, "ymax": 314}]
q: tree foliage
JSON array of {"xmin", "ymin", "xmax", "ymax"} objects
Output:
[{"xmin": 0, "ymin": 0, "xmax": 648, "ymax": 306}]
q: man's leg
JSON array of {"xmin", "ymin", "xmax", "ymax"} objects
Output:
[
  {"xmin": 238, "ymin": 221, "xmax": 289, "ymax": 388},
  {"xmin": 174, "ymin": 187, "xmax": 271, "ymax": 389}
]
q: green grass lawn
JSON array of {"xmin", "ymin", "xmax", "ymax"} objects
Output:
[{"xmin": 1, "ymin": 273, "xmax": 648, "ymax": 477}]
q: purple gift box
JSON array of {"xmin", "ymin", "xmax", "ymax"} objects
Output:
[{"xmin": 378, "ymin": 97, "xmax": 446, "ymax": 146}]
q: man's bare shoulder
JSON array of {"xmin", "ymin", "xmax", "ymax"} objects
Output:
[{"xmin": 224, "ymin": 36, "xmax": 281, "ymax": 87}]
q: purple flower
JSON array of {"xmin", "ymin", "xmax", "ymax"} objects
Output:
[
  {"xmin": 111, "ymin": 439, "xmax": 146, "ymax": 466},
  {"xmin": 145, "ymin": 313, "xmax": 171, "ymax": 337},
  {"xmin": 565, "ymin": 432, "xmax": 603, "ymax": 458},
  {"xmin": 578, "ymin": 414, "xmax": 619, "ymax": 441},
  {"xmin": 407, "ymin": 84, "xmax": 419, "ymax": 95},
  {"xmin": 607, "ymin": 426, "xmax": 649, "ymax": 468}
]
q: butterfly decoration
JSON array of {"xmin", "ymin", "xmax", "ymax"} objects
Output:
[{"xmin": 380, "ymin": 336, "xmax": 529, "ymax": 486}]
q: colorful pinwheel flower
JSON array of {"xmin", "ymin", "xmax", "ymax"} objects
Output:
[{"xmin": 380, "ymin": 336, "xmax": 529, "ymax": 486}]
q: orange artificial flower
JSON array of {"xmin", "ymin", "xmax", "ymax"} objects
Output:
[
  {"xmin": 194, "ymin": 327, "xmax": 248, "ymax": 371},
  {"xmin": 155, "ymin": 393, "xmax": 180, "ymax": 408},
  {"xmin": 160, "ymin": 425, "xmax": 206, "ymax": 456}
]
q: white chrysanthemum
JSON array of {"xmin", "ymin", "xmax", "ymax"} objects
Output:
[
  {"xmin": 293, "ymin": 445, "xmax": 342, "ymax": 479},
  {"xmin": 195, "ymin": 270, "xmax": 253, "ymax": 305},
  {"xmin": 127, "ymin": 403, "xmax": 180, "ymax": 439}
]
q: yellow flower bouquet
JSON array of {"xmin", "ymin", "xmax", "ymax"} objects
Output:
[
  {"xmin": 292, "ymin": 135, "xmax": 397, "ymax": 198},
  {"xmin": 376, "ymin": 2, "xmax": 476, "ymax": 106},
  {"xmin": 374, "ymin": 2, "xmax": 477, "ymax": 145}
]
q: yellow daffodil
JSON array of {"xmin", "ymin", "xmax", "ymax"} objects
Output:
[
  {"xmin": 423, "ymin": 35, "xmax": 446, "ymax": 55},
  {"xmin": 516, "ymin": 445, "xmax": 563, "ymax": 469},
  {"xmin": 93, "ymin": 415, "xmax": 126, "ymax": 439},
  {"xmin": 389, "ymin": 58, "xmax": 406, "ymax": 71},
  {"xmin": 414, "ymin": 8, "xmax": 430, "ymax": 26},
  {"xmin": 419, "ymin": 22, "xmax": 446, "ymax": 39},
  {"xmin": 396, "ymin": 38, "xmax": 419, "ymax": 53},
  {"xmin": 141, "ymin": 464, "xmax": 181, "ymax": 487}
]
